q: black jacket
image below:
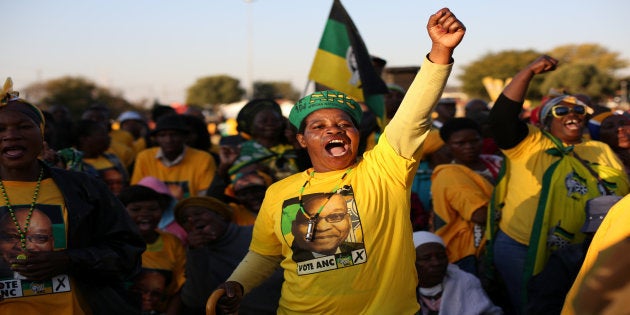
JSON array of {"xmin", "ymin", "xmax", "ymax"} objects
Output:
[{"xmin": 49, "ymin": 164, "xmax": 145, "ymax": 314}]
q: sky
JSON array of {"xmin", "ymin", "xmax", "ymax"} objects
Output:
[{"xmin": 4, "ymin": 0, "xmax": 630, "ymax": 106}]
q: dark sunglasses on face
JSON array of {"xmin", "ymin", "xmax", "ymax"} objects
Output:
[{"xmin": 551, "ymin": 105, "xmax": 587, "ymax": 118}]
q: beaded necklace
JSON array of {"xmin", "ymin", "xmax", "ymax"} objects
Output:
[
  {"xmin": 298, "ymin": 167, "xmax": 352, "ymax": 241},
  {"xmin": 0, "ymin": 167, "xmax": 44, "ymax": 253}
]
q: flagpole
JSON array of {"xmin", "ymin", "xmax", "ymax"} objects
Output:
[
  {"xmin": 302, "ymin": 80, "xmax": 313, "ymax": 98},
  {"xmin": 245, "ymin": 0, "xmax": 255, "ymax": 99}
]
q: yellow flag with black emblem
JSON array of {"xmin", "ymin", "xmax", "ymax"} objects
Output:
[{"xmin": 308, "ymin": 0, "xmax": 388, "ymax": 121}]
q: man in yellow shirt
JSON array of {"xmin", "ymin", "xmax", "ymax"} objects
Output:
[{"xmin": 131, "ymin": 114, "xmax": 217, "ymax": 201}]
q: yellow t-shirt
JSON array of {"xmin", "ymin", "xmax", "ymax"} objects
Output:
[
  {"xmin": 499, "ymin": 125, "xmax": 628, "ymax": 245},
  {"xmin": 251, "ymin": 135, "xmax": 419, "ymax": 314},
  {"xmin": 432, "ymin": 164, "xmax": 493, "ymax": 263},
  {"xmin": 142, "ymin": 230, "xmax": 186, "ymax": 297},
  {"xmin": 0, "ymin": 179, "xmax": 87, "ymax": 315},
  {"xmin": 82, "ymin": 155, "xmax": 114, "ymax": 171},
  {"xmin": 110, "ymin": 129, "xmax": 134, "ymax": 149},
  {"xmin": 131, "ymin": 147, "xmax": 217, "ymax": 200},
  {"xmin": 421, "ymin": 128, "xmax": 445, "ymax": 156},
  {"xmin": 107, "ymin": 139, "xmax": 135, "ymax": 169},
  {"xmin": 230, "ymin": 56, "xmax": 452, "ymax": 314},
  {"xmin": 561, "ymin": 195, "xmax": 630, "ymax": 315},
  {"xmin": 132, "ymin": 137, "xmax": 147, "ymax": 157}
]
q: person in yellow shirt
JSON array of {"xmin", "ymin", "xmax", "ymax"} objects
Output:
[
  {"xmin": 81, "ymin": 104, "xmax": 136, "ymax": 169},
  {"xmin": 226, "ymin": 169, "xmax": 273, "ymax": 226},
  {"xmin": 432, "ymin": 117, "xmax": 502, "ymax": 275},
  {"xmin": 487, "ymin": 55, "xmax": 630, "ymax": 314},
  {"xmin": 561, "ymin": 194, "xmax": 630, "ymax": 314},
  {"xmin": 131, "ymin": 114, "xmax": 217, "ymax": 201},
  {"xmin": 73, "ymin": 119, "xmax": 129, "ymax": 194},
  {"xmin": 210, "ymin": 8, "xmax": 466, "ymax": 314},
  {"xmin": 0, "ymin": 78, "xmax": 144, "ymax": 314},
  {"xmin": 117, "ymin": 111, "xmax": 149, "ymax": 156}
]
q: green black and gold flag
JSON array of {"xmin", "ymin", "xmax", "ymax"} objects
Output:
[{"xmin": 308, "ymin": 0, "xmax": 388, "ymax": 121}]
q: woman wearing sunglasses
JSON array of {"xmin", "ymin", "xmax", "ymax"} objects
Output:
[{"xmin": 485, "ymin": 55, "xmax": 630, "ymax": 315}]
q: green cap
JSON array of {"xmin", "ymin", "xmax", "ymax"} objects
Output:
[{"xmin": 289, "ymin": 90, "xmax": 362, "ymax": 130}]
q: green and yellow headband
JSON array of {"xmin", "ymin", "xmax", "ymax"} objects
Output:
[{"xmin": 289, "ymin": 90, "xmax": 362, "ymax": 130}]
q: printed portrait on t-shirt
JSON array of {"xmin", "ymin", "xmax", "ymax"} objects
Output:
[
  {"xmin": 281, "ymin": 185, "xmax": 366, "ymax": 275},
  {"xmin": 0, "ymin": 204, "xmax": 71, "ymax": 298},
  {"xmin": 0, "ymin": 205, "xmax": 65, "ymax": 262}
]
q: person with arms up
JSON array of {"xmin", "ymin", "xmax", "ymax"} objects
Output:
[
  {"xmin": 486, "ymin": 55, "xmax": 630, "ymax": 314},
  {"xmin": 210, "ymin": 8, "xmax": 466, "ymax": 314},
  {"xmin": 0, "ymin": 78, "xmax": 145, "ymax": 314}
]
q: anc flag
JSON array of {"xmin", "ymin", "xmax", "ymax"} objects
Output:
[{"xmin": 308, "ymin": 0, "xmax": 388, "ymax": 122}]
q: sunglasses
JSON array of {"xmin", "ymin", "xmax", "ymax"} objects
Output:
[{"xmin": 551, "ymin": 105, "xmax": 587, "ymax": 118}]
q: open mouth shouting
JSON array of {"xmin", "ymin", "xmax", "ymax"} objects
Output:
[
  {"xmin": 325, "ymin": 137, "xmax": 350, "ymax": 157},
  {"xmin": 136, "ymin": 218, "xmax": 157, "ymax": 231},
  {"xmin": 2, "ymin": 145, "xmax": 27, "ymax": 159},
  {"xmin": 564, "ymin": 118, "xmax": 582, "ymax": 131}
]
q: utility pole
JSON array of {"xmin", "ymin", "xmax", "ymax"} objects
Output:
[
  {"xmin": 621, "ymin": 80, "xmax": 628, "ymax": 110},
  {"xmin": 245, "ymin": 0, "xmax": 255, "ymax": 99}
]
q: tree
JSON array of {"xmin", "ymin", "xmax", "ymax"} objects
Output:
[
  {"xmin": 458, "ymin": 50, "xmax": 542, "ymax": 99},
  {"xmin": 23, "ymin": 76, "xmax": 135, "ymax": 120},
  {"xmin": 459, "ymin": 44, "xmax": 628, "ymax": 103},
  {"xmin": 540, "ymin": 64, "xmax": 615, "ymax": 102},
  {"xmin": 547, "ymin": 44, "xmax": 628, "ymax": 74},
  {"xmin": 252, "ymin": 82, "xmax": 276, "ymax": 99},
  {"xmin": 252, "ymin": 81, "xmax": 300, "ymax": 101},
  {"xmin": 186, "ymin": 75, "xmax": 245, "ymax": 107}
]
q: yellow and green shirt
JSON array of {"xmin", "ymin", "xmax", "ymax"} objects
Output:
[
  {"xmin": 432, "ymin": 164, "xmax": 494, "ymax": 263},
  {"xmin": 233, "ymin": 57, "xmax": 452, "ymax": 314},
  {"xmin": 0, "ymin": 179, "xmax": 87, "ymax": 314}
]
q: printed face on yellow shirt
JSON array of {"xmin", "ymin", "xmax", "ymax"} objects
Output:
[
  {"xmin": 292, "ymin": 193, "xmax": 351, "ymax": 255},
  {"xmin": 0, "ymin": 208, "xmax": 54, "ymax": 261}
]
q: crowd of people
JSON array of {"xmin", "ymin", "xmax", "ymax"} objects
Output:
[{"xmin": 1, "ymin": 6, "xmax": 629, "ymax": 315}]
